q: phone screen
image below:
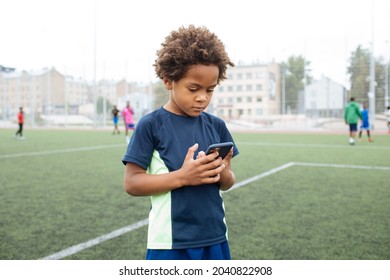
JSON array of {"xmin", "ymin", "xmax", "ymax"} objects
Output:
[{"xmin": 205, "ymin": 142, "xmax": 233, "ymax": 159}]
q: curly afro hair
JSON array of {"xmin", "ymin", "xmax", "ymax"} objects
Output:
[{"xmin": 154, "ymin": 25, "xmax": 234, "ymax": 84}]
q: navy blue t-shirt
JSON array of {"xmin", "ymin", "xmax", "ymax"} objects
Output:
[{"xmin": 122, "ymin": 107, "xmax": 239, "ymax": 249}]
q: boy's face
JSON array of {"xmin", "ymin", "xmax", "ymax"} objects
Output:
[{"xmin": 164, "ymin": 64, "xmax": 219, "ymax": 117}]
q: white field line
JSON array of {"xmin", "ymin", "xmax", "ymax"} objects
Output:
[
  {"xmin": 41, "ymin": 161, "xmax": 390, "ymax": 260},
  {"xmin": 0, "ymin": 144, "xmax": 126, "ymax": 159},
  {"xmin": 2, "ymin": 141, "xmax": 389, "ymax": 160},
  {"xmin": 293, "ymin": 162, "xmax": 390, "ymax": 171},
  {"xmin": 41, "ymin": 219, "xmax": 149, "ymax": 260},
  {"xmin": 226, "ymin": 162, "xmax": 295, "ymax": 192},
  {"xmin": 236, "ymin": 141, "xmax": 390, "ymax": 150}
]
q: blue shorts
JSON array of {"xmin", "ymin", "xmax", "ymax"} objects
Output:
[
  {"xmin": 113, "ymin": 116, "xmax": 118, "ymax": 125},
  {"xmin": 146, "ymin": 241, "xmax": 231, "ymax": 260},
  {"xmin": 127, "ymin": 123, "xmax": 135, "ymax": 129},
  {"xmin": 349, "ymin": 123, "xmax": 358, "ymax": 132}
]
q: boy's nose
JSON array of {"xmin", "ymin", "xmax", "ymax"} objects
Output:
[{"xmin": 196, "ymin": 91, "xmax": 208, "ymax": 102}]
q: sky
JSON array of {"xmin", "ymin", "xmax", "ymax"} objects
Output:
[{"xmin": 1, "ymin": 0, "xmax": 390, "ymax": 88}]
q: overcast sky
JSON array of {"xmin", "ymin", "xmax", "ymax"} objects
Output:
[{"xmin": 1, "ymin": 0, "xmax": 389, "ymax": 88}]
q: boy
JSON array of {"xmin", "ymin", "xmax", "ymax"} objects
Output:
[
  {"xmin": 15, "ymin": 107, "xmax": 24, "ymax": 140},
  {"xmin": 122, "ymin": 25, "xmax": 239, "ymax": 260},
  {"xmin": 112, "ymin": 105, "xmax": 120, "ymax": 135},
  {"xmin": 358, "ymin": 102, "xmax": 373, "ymax": 142},
  {"xmin": 121, "ymin": 101, "xmax": 135, "ymax": 144},
  {"xmin": 344, "ymin": 97, "xmax": 362, "ymax": 145}
]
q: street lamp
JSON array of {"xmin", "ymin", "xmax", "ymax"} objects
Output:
[
  {"xmin": 385, "ymin": 40, "xmax": 389, "ymax": 108},
  {"xmin": 281, "ymin": 63, "xmax": 286, "ymax": 115},
  {"xmin": 368, "ymin": 42, "xmax": 376, "ymax": 130},
  {"xmin": 368, "ymin": 0, "xmax": 376, "ymax": 129}
]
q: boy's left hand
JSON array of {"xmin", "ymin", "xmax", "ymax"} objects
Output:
[{"xmin": 197, "ymin": 148, "xmax": 235, "ymax": 191}]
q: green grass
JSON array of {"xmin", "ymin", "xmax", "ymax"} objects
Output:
[{"xmin": 0, "ymin": 128, "xmax": 389, "ymax": 260}]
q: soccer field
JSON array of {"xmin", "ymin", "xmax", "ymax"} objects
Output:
[{"xmin": 0, "ymin": 128, "xmax": 389, "ymax": 260}]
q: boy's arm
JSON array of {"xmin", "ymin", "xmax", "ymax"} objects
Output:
[{"xmin": 124, "ymin": 144, "xmax": 226, "ymax": 196}]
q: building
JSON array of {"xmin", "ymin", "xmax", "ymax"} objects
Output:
[
  {"xmin": 1, "ymin": 62, "xmax": 283, "ymax": 126},
  {"xmin": 0, "ymin": 68, "xmax": 89, "ymax": 122},
  {"xmin": 211, "ymin": 62, "xmax": 281, "ymax": 120},
  {"xmin": 0, "ymin": 67, "xmax": 150, "ymax": 125},
  {"xmin": 304, "ymin": 76, "xmax": 346, "ymax": 118}
]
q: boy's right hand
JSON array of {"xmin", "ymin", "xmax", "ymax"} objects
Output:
[{"xmin": 178, "ymin": 143, "xmax": 226, "ymax": 186}]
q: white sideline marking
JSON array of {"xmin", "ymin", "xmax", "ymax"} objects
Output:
[
  {"xmin": 293, "ymin": 162, "xmax": 390, "ymax": 171},
  {"xmin": 226, "ymin": 162, "xmax": 295, "ymax": 192},
  {"xmin": 42, "ymin": 219, "xmax": 149, "ymax": 260},
  {"xmin": 0, "ymin": 144, "xmax": 126, "ymax": 159},
  {"xmin": 41, "ymin": 161, "xmax": 390, "ymax": 260},
  {"xmin": 3, "ymin": 141, "xmax": 389, "ymax": 159},
  {"xmin": 236, "ymin": 141, "xmax": 390, "ymax": 150}
]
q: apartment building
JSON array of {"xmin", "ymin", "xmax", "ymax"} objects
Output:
[
  {"xmin": 0, "ymin": 68, "xmax": 88, "ymax": 118},
  {"xmin": 211, "ymin": 62, "xmax": 281, "ymax": 120},
  {"xmin": 0, "ymin": 67, "xmax": 143, "ymax": 124}
]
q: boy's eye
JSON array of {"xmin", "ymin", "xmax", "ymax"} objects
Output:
[{"xmin": 188, "ymin": 87, "xmax": 215, "ymax": 93}]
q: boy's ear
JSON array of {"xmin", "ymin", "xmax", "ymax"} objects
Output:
[{"xmin": 163, "ymin": 77, "xmax": 173, "ymax": 90}]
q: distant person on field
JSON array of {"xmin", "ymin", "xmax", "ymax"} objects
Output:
[
  {"xmin": 15, "ymin": 107, "xmax": 25, "ymax": 140},
  {"xmin": 344, "ymin": 97, "xmax": 362, "ymax": 145},
  {"xmin": 122, "ymin": 25, "xmax": 239, "ymax": 260},
  {"xmin": 121, "ymin": 101, "xmax": 134, "ymax": 144},
  {"xmin": 385, "ymin": 106, "xmax": 390, "ymax": 134},
  {"xmin": 358, "ymin": 102, "xmax": 373, "ymax": 142},
  {"xmin": 112, "ymin": 105, "xmax": 120, "ymax": 135}
]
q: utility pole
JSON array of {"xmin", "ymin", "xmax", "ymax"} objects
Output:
[
  {"xmin": 385, "ymin": 40, "xmax": 389, "ymax": 108},
  {"xmin": 282, "ymin": 63, "xmax": 286, "ymax": 115},
  {"xmin": 93, "ymin": 0, "xmax": 97, "ymax": 127},
  {"xmin": 368, "ymin": 1, "xmax": 376, "ymax": 129}
]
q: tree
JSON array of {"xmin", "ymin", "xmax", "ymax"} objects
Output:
[
  {"xmin": 283, "ymin": 55, "xmax": 312, "ymax": 114},
  {"xmin": 152, "ymin": 80, "xmax": 169, "ymax": 110},
  {"xmin": 347, "ymin": 45, "xmax": 370, "ymax": 102},
  {"xmin": 96, "ymin": 96, "xmax": 113, "ymax": 114},
  {"xmin": 347, "ymin": 45, "xmax": 387, "ymax": 113}
]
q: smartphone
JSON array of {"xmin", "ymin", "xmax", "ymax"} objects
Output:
[{"xmin": 205, "ymin": 142, "xmax": 234, "ymax": 159}]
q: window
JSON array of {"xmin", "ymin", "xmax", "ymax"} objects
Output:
[
  {"xmin": 256, "ymin": 84, "xmax": 262, "ymax": 91},
  {"xmin": 257, "ymin": 96, "xmax": 262, "ymax": 102},
  {"xmin": 246, "ymin": 84, "xmax": 252, "ymax": 91},
  {"xmin": 246, "ymin": 72, "xmax": 253, "ymax": 79}
]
